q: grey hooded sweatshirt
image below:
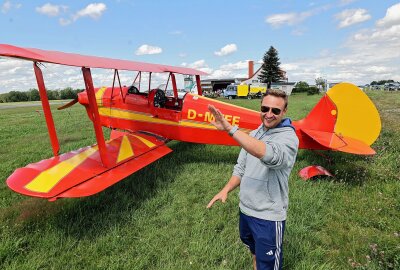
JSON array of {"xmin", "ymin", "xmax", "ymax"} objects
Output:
[{"xmin": 233, "ymin": 118, "xmax": 299, "ymax": 221}]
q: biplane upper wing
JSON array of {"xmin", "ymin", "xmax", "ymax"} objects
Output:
[
  {"xmin": 7, "ymin": 131, "xmax": 171, "ymax": 201},
  {"xmin": 293, "ymin": 82, "xmax": 381, "ymax": 155},
  {"xmin": 0, "ymin": 44, "xmax": 207, "ymax": 75}
]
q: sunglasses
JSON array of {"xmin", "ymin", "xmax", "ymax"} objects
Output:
[{"xmin": 260, "ymin": 106, "xmax": 282, "ymax": 115}]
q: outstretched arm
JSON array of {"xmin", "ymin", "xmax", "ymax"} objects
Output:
[
  {"xmin": 207, "ymin": 175, "xmax": 241, "ymax": 208},
  {"xmin": 208, "ymin": 104, "xmax": 266, "ymax": 158}
]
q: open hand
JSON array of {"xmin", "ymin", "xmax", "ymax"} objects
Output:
[{"xmin": 208, "ymin": 104, "xmax": 232, "ymax": 131}]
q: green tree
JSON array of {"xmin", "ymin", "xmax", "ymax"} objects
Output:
[
  {"xmin": 6, "ymin": 91, "xmax": 28, "ymax": 102},
  {"xmin": 27, "ymin": 89, "xmax": 40, "ymax": 101},
  {"xmin": 46, "ymin": 90, "xmax": 60, "ymax": 100},
  {"xmin": 377, "ymin": 80, "xmax": 394, "ymax": 85},
  {"xmin": 307, "ymin": 86, "xmax": 319, "ymax": 95},
  {"xmin": 258, "ymin": 46, "xmax": 284, "ymax": 88},
  {"xmin": 292, "ymin": 81, "xmax": 309, "ymax": 93},
  {"xmin": 315, "ymin": 77, "xmax": 326, "ymax": 91},
  {"xmin": 60, "ymin": 87, "xmax": 77, "ymax": 99}
]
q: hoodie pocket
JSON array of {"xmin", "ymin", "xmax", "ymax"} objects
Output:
[{"xmin": 239, "ymin": 176, "xmax": 275, "ymax": 211}]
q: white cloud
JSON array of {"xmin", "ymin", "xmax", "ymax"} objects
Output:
[
  {"xmin": 59, "ymin": 18, "xmax": 72, "ymax": 26},
  {"xmin": 188, "ymin": 60, "xmax": 206, "ymax": 69},
  {"xmin": 364, "ymin": 66, "xmax": 391, "ymax": 73},
  {"xmin": 281, "ymin": 63, "xmax": 299, "ymax": 71},
  {"xmin": 209, "ymin": 69, "xmax": 233, "ymax": 79},
  {"xmin": 1, "ymin": 0, "xmax": 11, "ymax": 13},
  {"xmin": 266, "ymin": 13, "xmax": 306, "ymax": 27},
  {"xmin": 36, "ymin": 3, "xmax": 67, "ymax": 17},
  {"xmin": 72, "ymin": 3, "xmax": 106, "ymax": 21},
  {"xmin": 281, "ymin": 22, "xmax": 400, "ymax": 85},
  {"xmin": 135, "ymin": 45, "xmax": 162, "ymax": 55},
  {"xmin": 335, "ymin": 59, "xmax": 360, "ymax": 66},
  {"xmin": 1, "ymin": 0, "xmax": 21, "ymax": 13},
  {"xmin": 220, "ymin": 61, "xmax": 248, "ymax": 70},
  {"xmin": 353, "ymin": 24, "xmax": 400, "ymax": 41},
  {"xmin": 34, "ymin": 3, "xmax": 106, "ymax": 25},
  {"xmin": 335, "ymin": 9, "xmax": 371, "ymax": 28},
  {"xmin": 376, "ymin": 3, "xmax": 400, "ymax": 28},
  {"xmin": 214, "ymin": 44, "xmax": 237, "ymax": 56},
  {"xmin": 267, "ymin": 3, "xmax": 400, "ymax": 85},
  {"xmin": 265, "ymin": 5, "xmax": 331, "ymax": 28},
  {"xmin": 186, "ymin": 60, "xmax": 213, "ymax": 74}
]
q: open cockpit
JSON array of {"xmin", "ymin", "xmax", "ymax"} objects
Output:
[{"xmin": 117, "ymin": 71, "xmax": 200, "ymax": 112}]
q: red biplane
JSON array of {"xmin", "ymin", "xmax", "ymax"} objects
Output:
[{"xmin": 0, "ymin": 44, "xmax": 381, "ymax": 201}]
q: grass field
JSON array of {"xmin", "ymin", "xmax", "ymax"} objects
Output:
[{"xmin": 0, "ymin": 91, "xmax": 399, "ymax": 269}]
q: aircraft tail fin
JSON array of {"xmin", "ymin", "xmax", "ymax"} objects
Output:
[{"xmin": 293, "ymin": 83, "xmax": 381, "ymax": 154}]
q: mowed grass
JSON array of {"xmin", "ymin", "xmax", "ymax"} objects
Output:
[{"xmin": 0, "ymin": 91, "xmax": 399, "ymax": 269}]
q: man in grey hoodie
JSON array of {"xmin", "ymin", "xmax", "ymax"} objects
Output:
[{"xmin": 207, "ymin": 89, "xmax": 299, "ymax": 270}]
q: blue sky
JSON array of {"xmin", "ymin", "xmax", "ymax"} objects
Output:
[{"xmin": 1, "ymin": 0, "xmax": 400, "ymax": 93}]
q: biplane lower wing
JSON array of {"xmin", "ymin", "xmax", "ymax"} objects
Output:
[{"xmin": 6, "ymin": 131, "xmax": 172, "ymax": 201}]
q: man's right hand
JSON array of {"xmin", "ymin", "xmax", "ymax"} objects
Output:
[{"xmin": 207, "ymin": 190, "xmax": 228, "ymax": 208}]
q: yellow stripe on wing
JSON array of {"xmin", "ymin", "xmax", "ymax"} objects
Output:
[
  {"xmin": 117, "ymin": 135, "xmax": 134, "ymax": 163},
  {"xmin": 131, "ymin": 134, "xmax": 156, "ymax": 148},
  {"xmin": 25, "ymin": 146, "xmax": 99, "ymax": 193}
]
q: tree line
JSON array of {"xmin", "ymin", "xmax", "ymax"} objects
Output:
[
  {"xmin": 370, "ymin": 80, "xmax": 397, "ymax": 85},
  {"xmin": 0, "ymin": 87, "xmax": 83, "ymax": 103}
]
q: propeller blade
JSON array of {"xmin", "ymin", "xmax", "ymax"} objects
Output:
[{"xmin": 57, "ymin": 98, "xmax": 78, "ymax": 110}]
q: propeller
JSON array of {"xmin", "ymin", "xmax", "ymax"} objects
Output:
[{"xmin": 57, "ymin": 98, "xmax": 78, "ymax": 110}]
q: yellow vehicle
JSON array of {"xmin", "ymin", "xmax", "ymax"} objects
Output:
[{"xmin": 224, "ymin": 84, "xmax": 267, "ymax": 99}]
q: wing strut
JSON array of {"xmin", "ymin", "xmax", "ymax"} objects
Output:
[
  {"xmin": 171, "ymin": 73, "xmax": 178, "ymax": 99},
  {"xmin": 111, "ymin": 69, "xmax": 124, "ymax": 102},
  {"xmin": 82, "ymin": 67, "xmax": 110, "ymax": 168},
  {"xmin": 195, "ymin": 75, "xmax": 202, "ymax": 96},
  {"xmin": 33, "ymin": 62, "xmax": 60, "ymax": 156}
]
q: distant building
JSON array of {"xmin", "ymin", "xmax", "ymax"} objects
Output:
[
  {"xmin": 269, "ymin": 82, "xmax": 297, "ymax": 95},
  {"xmin": 201, "ymin": 61, "xmax": 297, "ymax": 95},
  {"xmin": 200, "ymin": 78, "xmax": 236, "ymax": 92},
  {"xmin": 240, "ymin": 61, "xmax": 296, "ymax": 95}
]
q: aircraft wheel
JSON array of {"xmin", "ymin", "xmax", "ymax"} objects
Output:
[{"xmin": 247, "ymin": 95, "xmax": 252, "ymax": 100}]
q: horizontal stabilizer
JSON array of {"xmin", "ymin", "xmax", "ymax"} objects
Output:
[
  {"xmin": 7, "ymin": 132, "xmax": 172, "ymax": 200},
  {"xmin": 301, "ymin": 128, "xmax": 376, "ymax": 155}
]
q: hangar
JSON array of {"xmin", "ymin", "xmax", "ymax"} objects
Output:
[{"xmin": 200, "ymin": 61, "xmax": 296, "ymax": 95}]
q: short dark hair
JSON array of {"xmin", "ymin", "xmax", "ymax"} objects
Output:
[{"xmin": 261, "ymin": 89, "xmax": 288, "ymax": 108}]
